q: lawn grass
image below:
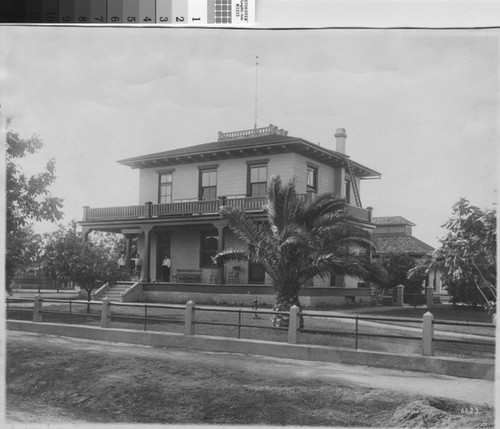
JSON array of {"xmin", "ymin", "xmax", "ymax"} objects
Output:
[{"xmin": 343, "ymin": 305, "xmax": 493, "ymax": 323}]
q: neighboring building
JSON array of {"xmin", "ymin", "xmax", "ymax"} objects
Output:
[
  {"xmin": 371, "ymin": 216, "xmax": 446, "ymax": 296},
  {"xmin": 80, "ymin": 124, "xmax": 381, "ymax": 306}
]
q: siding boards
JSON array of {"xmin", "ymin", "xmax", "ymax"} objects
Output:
[{"xmin": 138, "ymin": 152, "xmax": 342, "ymax": 203}]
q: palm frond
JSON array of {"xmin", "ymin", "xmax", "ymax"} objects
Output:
[
  {"xmin": 298, "ymin": 194, "xmax": 347, "ymax": 229},
  {"xmin": 212, "ymin": 248, "xmax": 248, "ymax": 267},
  {"xmin": 308, "ymin": 253, "xmax": 369, "ymax": 280},
  {"xmin": 266, "ymin": 176, "xmax": 298, "ymax": 233},
  {"xmin": 220, "ymin": 206, "xmax": 268, "ymax": 246}
]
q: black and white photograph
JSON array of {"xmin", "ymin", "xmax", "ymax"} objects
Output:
[{"xmin": 2, "ymin": 3, "xmax": 498, "ymax": 428}]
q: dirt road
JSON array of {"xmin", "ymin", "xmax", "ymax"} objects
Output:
[{"xmin": 5, "ymin": 330, "xmax": 495, "ymax": 426}]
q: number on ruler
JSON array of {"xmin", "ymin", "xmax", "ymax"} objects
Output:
[
  {"xmin": 159, "ymin": 17, "xmax": 168, "ymax": 22},
  {"xmin": 62, "ymin": 16, "xmax": 71, "ymax": 22},
  {"xmin": 79, "ymin": 16, "xmax": 88, "ymax": 22},
  {"xmin": 111, "ymin": 16, "xmax": 120, "ymax": 22},
  {"xmin": 176, "ymin": 16, "xmax": 184, "ymax": 22},
  {"xmin": 94, "ymin": 16, "xmax": 104, "ymax": 22},
  {"xmin": 127, "ymin": 17, "xmax": 136, "ymax": 22},
  {"xmin": 143, "ymin": 17, "xmax": 152, "ymax": 22}
]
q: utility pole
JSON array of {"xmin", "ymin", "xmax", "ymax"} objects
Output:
[{"xmin": 254, "ymin": 55, "xmax": 259, "ymax": 130}]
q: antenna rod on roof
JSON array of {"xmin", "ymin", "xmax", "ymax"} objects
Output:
[{"xmin": 254, "ymin": 55, "xmax": 259, "ymax": 130}]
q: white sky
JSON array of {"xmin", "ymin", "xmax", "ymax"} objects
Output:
[{"xmin": 1, "ymin": 26, "xmax": 498, "ymax": 248}]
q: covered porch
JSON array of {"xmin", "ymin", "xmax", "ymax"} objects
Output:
[{"xmin": 80, "ymin": 195, "xmax": 374, "ymax": 287}]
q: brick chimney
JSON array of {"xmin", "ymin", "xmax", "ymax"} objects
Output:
[{"xmin": 335, "ymin": 128, "xmax": 347, "ymax": 154}]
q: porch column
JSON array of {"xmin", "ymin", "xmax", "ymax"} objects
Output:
[
  {"xmin": 124, "ymin": 235, "xmax": 133, "ymax": 275},
  {"xmin": 214, "ymin": 222, "xmax": 226, "ymax": 285},
  {"xmin": 140, "ymin": 225, "xmax": 153, "ymax": 283},
  {"xmin": 81, "ymin": 227, "xmax": 92, "ymax": 243}
]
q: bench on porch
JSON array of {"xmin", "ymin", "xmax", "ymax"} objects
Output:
[{"xmin": 172, "ymin": 269, "xmax": 202, "ymax": 283}]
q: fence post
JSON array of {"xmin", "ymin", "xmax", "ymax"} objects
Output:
[
  {"xmin": 185, "ymin": 300, "xmax": 195, "ymax": 335},
  {"xmin": 422, "ymin": 311, "xmax": 434, "ymax": 356},
  {"xmin": 426, "ymin": 286, "xmax": 434, "ymax": 309},
  {"xmin": 396, "ymin": 284, "xmax": 404, "ymax": 307},
  {"xmin": 288, "ymin": 305, "xmax": 299, "ymax": 344},
  {"xmin": 33, "ymin": 294, "xmax": 43, "ymax": 322},
  {"xmin": 100, "ymin": 298, "xmax": 111, "ymax": 328}
]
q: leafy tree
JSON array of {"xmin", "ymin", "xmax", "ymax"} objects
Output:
[
  {"xmin": 374, "ymin": 253, "xmax": 426, "ymax": 306},
  {"xmin": 213, "ymin": 176, "xmax": 383, "ymax": 326},
  {"xmin": 415, "ymin": 198, "xmax": 496, "ymax": 318},
  {"xmin": 5, "ymin": 125, "xmax": 63, "ymax": 286},
  {"xmin": 88, "ymin": 231, "xmax": 126, "ymax": 260},
  {"xmin": 43, "ymin": 222, "xmax": 126, "ymax": 310},
  {"xmin": 5, "ymin": 224, "xmax": 44, "ymax": 294}
]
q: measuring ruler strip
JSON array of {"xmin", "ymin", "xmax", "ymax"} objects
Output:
[{"xmin": 6, "ymin": 0, "xmax": 254, "ymax": 24}]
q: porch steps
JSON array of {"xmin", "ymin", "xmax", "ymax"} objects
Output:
[{"xmin": 98, "ymin": 282, "xmax": 132, "ymax": 302}]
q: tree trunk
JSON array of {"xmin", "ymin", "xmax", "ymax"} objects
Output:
[{"xmin": 271, "ymin": 286, "xmax": 304, "ymax": 328}]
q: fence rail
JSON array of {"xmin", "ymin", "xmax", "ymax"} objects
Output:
[{"xmin": 6, "ymin": 297, "xmax": 495, "ymax": 359}]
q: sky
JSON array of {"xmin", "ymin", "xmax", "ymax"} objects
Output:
[{"xmin": 1, "ymin": 27, "xmax": 498, "ymax": 248}]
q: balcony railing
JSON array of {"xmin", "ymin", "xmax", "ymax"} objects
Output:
[
  {"xmin": 151, "ymin": 199, "xmax": 219, "ymax": 216},
  {"xmin": 83, "ymin": 196, "xmax": 371, "ymax": 223}
]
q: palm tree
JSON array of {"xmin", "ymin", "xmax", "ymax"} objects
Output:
[{"xmin": 213, "ymin": 176, "xmax": 379, "ymax": 327}]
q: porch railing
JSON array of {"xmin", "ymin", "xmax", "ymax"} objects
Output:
[
  {"xmin": 151, "ymin": 199, "xmax": 219, "ymax": 216},
  {"xmin": 225, "ymin": 196, "xmax": 267, "ymax": 211},
  {"xmin": 86, "ymin": 205, "xmax": 145, "ymax": 221},
  {"xmin": 83, "ymin": 197, "xmax": 371, "ymax": 222}
]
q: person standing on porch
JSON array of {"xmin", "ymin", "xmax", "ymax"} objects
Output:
[
  {"xmin": 162, "ymin": 255, "xmax": 171, "ymax": 282},
  {"xmin": 118, "ymin": 254, "xmax": 126, "ymax": 270}
]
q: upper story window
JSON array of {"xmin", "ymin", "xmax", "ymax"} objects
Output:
[
  {"xmin": 248, "ymin": 164, "xmax": 268, "ymax": 197},
  {"xmin": 199, "ymin": 168, "xmax": 217, "ymax": 200},
  {"xmin": 306, "ymin": 164, "xmax": 318, "ymax": 193},
  {"xmin": 158, "ymin": 172, "xmax": 173, "ymax": 204}
]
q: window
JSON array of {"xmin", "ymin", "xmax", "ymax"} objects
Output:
[
  {"xmin": 248, "ymin": 165, "xmax": 268, "ymax": 197},
  {"xmin": 199, "ymin": 169, "xmax": 217, "ymax": 200},
  {"xmin": 345, "ymin": 179, "xmax": 351, "ymax": 203},
  {"xmin": 306, "ymin": 165, "xmax": 318, "ymax": 193},
  {"xmin": 159, "ymin": 172, "xmax": 173, "ymax": 203},
  {"xmin": 200, "ymin": 231, "xmax": 218, "ymax": 268}
]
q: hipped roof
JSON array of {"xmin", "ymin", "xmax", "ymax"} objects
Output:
[
  {"xmin": 372, "ymin": 216, "xmax": 416, "ymax": 226},
  {"xmin": 373, "ymin": 235, "xmax": 435, "ymax": 256},
  {"xmin": 118, "ymin": 133, "xmax": 380, "ymax": 179}
]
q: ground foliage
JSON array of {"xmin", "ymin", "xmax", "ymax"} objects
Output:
[
  {"xmin": 412, "ymin": 199, "xmax": 496, "ymax": 318},
  {"xmin": 375, "ymin": 252, "xmax": 426, "ymax": 304},
  {"xmin": 5, "ymin": 124, "xmax": 63, "ymax": 286},
  {"xmin": 213, "ymin": 176, "xmax": 387, "ymax": 326}
]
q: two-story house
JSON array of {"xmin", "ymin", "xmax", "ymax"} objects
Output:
[{"xmin": 81, "ymin": 124, "xmax": 381, "ymax": 306}]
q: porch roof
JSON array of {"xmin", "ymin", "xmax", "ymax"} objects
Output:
[{"xmin": 118, "ymin": 133, "xmax": 381, "ymax": 179}]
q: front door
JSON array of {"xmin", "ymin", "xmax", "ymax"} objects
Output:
[
  {"xmin": 248, "ymin": 262, "xmax": 265, "ymax": 284},
  {"xmin": 156, "ymin": 232, "xmax": 171, "ymax": 281}
]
